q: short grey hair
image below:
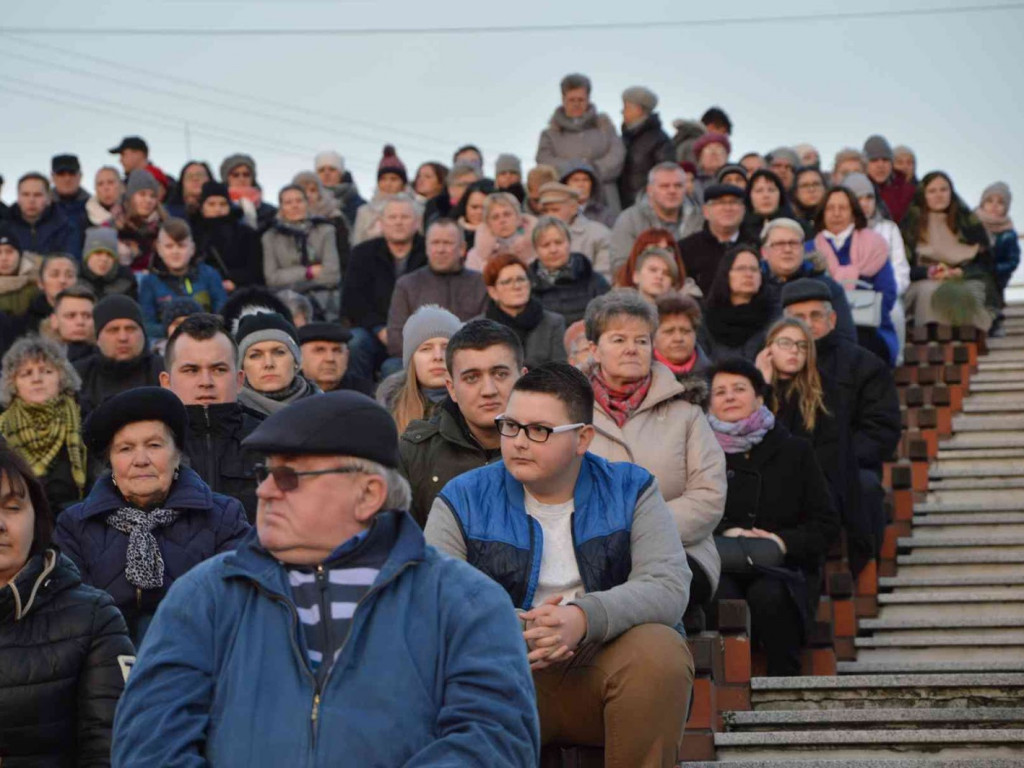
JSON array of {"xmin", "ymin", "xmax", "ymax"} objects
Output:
[
  {"xmin": 345, "ymin": 458, "xmax": 412, "ymax": 512},
  {"xmin": 560, "ymin": 73, "xmax": 592, "ymax": 95},
  {"xmin": 833, "ymin": 147, "xmax": 865, "ymax": 169},
  {"xmin": 426, "ymin": 217, "xmax": 465, "ymax": 244},
  {"xmin": 0, "ymin": 335, "xmax": 81, "ymax": 407},
  {"xmin": 276, "ymin": 289, "xmax": 314, "ymax": 325},
  {"xmin": 760, "ymin": 217, "xmax": 806, "ymax": 245},
  {"xmin": 381, "ymin": 193, "xmax": 417, "ymax": 216},
  {"xmin": 584, "ymin": 289, "xmax": 658, "ymax": 343},
  {"xmin": 785, "ymin": 300, "xmax": 834, "ymax": 315},
  {"xmin": 531, "ymin": 215, "xmax": 570, "ymax": 248},
  {"xmin": 482, "ymin": 192, "xmax": 521, "ymax": 223},
  {"xmin": 647, "ymin": 161, "xmax": 685, "ymax": 186}
]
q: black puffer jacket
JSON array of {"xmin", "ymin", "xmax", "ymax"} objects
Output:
[
  {"xmin": 73, "ymin": 351, "xmax": 164, "ymax": 419},
  {"xmin": 619, "ymin": 113, "xmax": 674, "ymax": 209},
  {"xmin": 528, "ymin": 252, "xmax": 610, "ymax": 326},
  {"xmin": 0, "ymin": 548, "xmax": 135, "ymax": 767}
]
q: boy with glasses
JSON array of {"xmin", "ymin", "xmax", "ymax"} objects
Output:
[{"xmin": 425, "ymin": 362, "xmax": 694, "ymax": 767}]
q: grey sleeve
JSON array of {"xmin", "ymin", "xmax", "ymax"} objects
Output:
[
  {"xmin": 609, "ymin": 213, "xmax": 637, "ymax": 277},
  {"xmin": 570, "ymin": 478, "xmax": 691, "ymax": 643},
  {"xmin": 423, "ymin": 497, "xmax": 468, "ymax": 561}
]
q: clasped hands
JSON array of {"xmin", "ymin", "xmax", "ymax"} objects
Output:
[{"xmin": 521, "ymin": 596, "xmax": 588, "ymax": 671}]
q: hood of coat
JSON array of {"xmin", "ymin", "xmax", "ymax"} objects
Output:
[
  {"xmin": 622, "ymin": 112, "xmax": 664, "ymax": 138},
  {"xmin": 0, "ymin": 548, "xmax": 81, "ymax": 621},
  {"xmin": 549, "ymin": 105, "xmax": 603, "ymax": 132}
]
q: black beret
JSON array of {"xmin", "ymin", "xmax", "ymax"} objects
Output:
[
  {"xmin": 703, "ymin": 183, "xmax": 745, "ymax": 202},
  {"xmin": 84, "ymin": 387, "xmax": 188, "ymax": 454},
  {"xmin": 242, "ymin": 390, "xmax": 400, "ymax": 468},
  {"xmin": 298, "ymin": 322, "xmax": 352, "ymax": 345},
  {"xmin": 781, "ymin": 278, "xmax": 832, "ymax": 307}
]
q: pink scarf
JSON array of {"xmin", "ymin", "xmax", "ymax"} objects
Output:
[
  {"xmin": 814, "ymin": 228, "xmax": 890, "ymax": 288},
  {"xmin": 654, "ymin": 349, "xmax": 697, "ymax": 376}
]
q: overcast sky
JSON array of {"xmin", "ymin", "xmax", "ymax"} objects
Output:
[{"xmin": 1, "ymin": 0, "xmax": 1021, "ymax": 225}]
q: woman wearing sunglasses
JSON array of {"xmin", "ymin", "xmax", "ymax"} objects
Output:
[{"xmin": 53, "ymin": 387, "xmax": 250, "ymax": 643}]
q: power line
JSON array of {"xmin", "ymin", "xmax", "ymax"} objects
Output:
[{"xmin": 0, "ymin": 3, "xmax": 1020, "ymax": 35}]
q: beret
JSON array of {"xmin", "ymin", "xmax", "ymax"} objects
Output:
[
  {"xmin": 703, "ymin": 183, "xmax": 745, "ymax": 202},
  {"xmin": 298, "ymin": 322, "xmax": 353, "ymax": 345},
  {"xmin": 781, "ymin": 278, "xmax": 832, "ymax": 307},
  {"xmin": 84, "ymin": 387, "xmax": 188, "ymax": 454},
  {"xmin": 242, "ymin": 390, "xmax": 400, "ymax": 468}
]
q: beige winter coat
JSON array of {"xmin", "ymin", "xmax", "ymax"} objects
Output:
[{"xmin": 588, "ymin": 361, "xmax": 727, "ymax": 593}]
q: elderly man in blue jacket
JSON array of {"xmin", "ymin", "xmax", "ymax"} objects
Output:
[{"xmin": 112, "ymin": 391, "xmax": 539, "ymax": 767}]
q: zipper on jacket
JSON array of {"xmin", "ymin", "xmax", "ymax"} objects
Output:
[
  {"xmin": 203, "ymin": 407, "xmax": 217, "ymax": 491},
  {"xmin": 315, "ymin": 563, "xmax": 333, "ymax": 691}
]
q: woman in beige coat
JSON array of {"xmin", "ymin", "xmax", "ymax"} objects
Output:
[{"xmin": 584, "ymin": 290, "xmax": 727, "ymax": 611}]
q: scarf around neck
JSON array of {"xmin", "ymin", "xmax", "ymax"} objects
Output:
[
  {"xmin": 705, "ymin": 292, "xmax": 774, "ymax": 349},
  {"xmin": 589, "ymin": 370, "xmax": 652, "ymax": 428},
  {"xmin": 918, "ymin": 212, "xmax": 979, "ymax": 267},
  {"xmin": 654, "ymin": 348, "xmax": 698, "ymax": 376},
  {"xmin": 0, "ymin": 396, "xmax": 87, "ymax": 493},
  {"xmin": 238, "ymin": 374, "xmax": 316, "ymax": 416},
  {"xmin": 708, "ymin": 405, "xmax": 775, "ymax": 454},
  {"xmin": 814, "ymin": 227, "xmax": 890, "ymax": 286},
  {"xmin": 974, "ymin": 206, "xmax": 1015, "ymax": 235},
  {"xmin": 106, "ymin": 506, "xmax": 181, "ymax": 590},
  {"xmin": 485, "ymin": 298, "xmax": 545, "ymax": 340}
]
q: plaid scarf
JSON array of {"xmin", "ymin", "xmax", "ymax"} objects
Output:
[
  {"xmin": 105, "ymin": 506, "xmax": 181, "ymax": 590},
  {"xmin": 588, "ymin": 371, "xmax": 652, "ymax": 428},
  {"xmin": 0, "ymin": 396, "xmax": 87, "ymax": 494}
]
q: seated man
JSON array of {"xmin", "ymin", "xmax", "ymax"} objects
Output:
[
  {"xmin": 48, "ymin": 284, "xmax": 96, "ymax": 363},
  {"xmin": 297, "ymin": 321, "xmax": 372, "ymax": 395},
  {"xmin": 426, "ymin": 362, "xmax": 694, "ymax": 766},
  {"xmin": 538, "ymin": 182, "xmax": 612, "ymax": 282},
  {"xmin": 400, "ymin": 319, "xmax": 524, "ymax": 526},
  {"xmin": 113, "ymin": 391, "xmax": 540, "ymax": 765},
  {"xmin": 677, "ymin": 183, "xmax": 745, "ymax": 295},
  {"xmin": 160, "ymin": 313, "xmax": 263, "ymax": 521}
]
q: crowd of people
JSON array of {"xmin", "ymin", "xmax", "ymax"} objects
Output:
[{"xmin": 0, "ymin": 71, "xmax": 1020, "ymax": 767}]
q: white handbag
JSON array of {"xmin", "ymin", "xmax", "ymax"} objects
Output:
[{"xmin": 846, "ymin": 279, "xmax": 883, "ymax": 328}]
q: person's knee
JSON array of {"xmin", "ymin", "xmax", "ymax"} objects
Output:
[
  {"xmin": 745, "ymin": 578, "xmax": 794, "ymax": 616},
  {"xmin": 602, "ymin": 624, "xmax": 694, "ymax": 691}
]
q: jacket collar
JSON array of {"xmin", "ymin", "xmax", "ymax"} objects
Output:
[
  {"xmin": 0, "ymin": 548, "xmax": 78, "ymax": 622},
  {"xmin": 185, "ymin": 402, "xmax": 246, "ymax": 436},
  {"xmin": 77, "ymin": 465, "xmax": 213, "ymax": 519}
]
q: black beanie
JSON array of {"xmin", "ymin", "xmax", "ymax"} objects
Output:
[
  {"xmin": 93, "ymin": 294, "xmax": 145, "ymax": 334},
  {"xmin": 201, "ymin": 180, "xmax": 231, "ymax": 205}
]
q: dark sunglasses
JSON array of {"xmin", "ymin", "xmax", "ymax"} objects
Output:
[{"xmin": 253, "ymin": 463, "xmax": 363, "ymax": 492}]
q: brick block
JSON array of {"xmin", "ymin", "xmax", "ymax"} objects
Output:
[
  {"xmin": 716, "ymin": 684, "xmax": 751, "ymax": 712},
  {"xmin": 832, "ymin": 599, "xmax": 857, "ymax": 638},
  {"xmin": 686, "ymin": 677, "xmax": 714, "ymax": 730},
  {"xmin": 891, "ymin": 489, "xmax": 914, "ymax": 521},
  {"xmin": 723, "ymin": 636, "xmax": 751, "ymax": 684},
  {"xmin": 679, "ymin": 731, "xmax": 715, "ymax": 763}
]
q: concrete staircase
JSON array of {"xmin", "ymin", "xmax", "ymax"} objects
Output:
[{"xmin": 693, "ymin": 305, "xmax": 1024, "ymax": 764}]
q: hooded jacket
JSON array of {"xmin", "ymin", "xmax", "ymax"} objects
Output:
[
  {"xmin": 0, "ymin": 548, "xmax": 135, "ymax": 767},
  {"xmin": 559, "ymin": 160, "xmax": 616, "ymax": 228},
  {"xmin": 193, "ymin": 208, "xmax": 264, "ymax": 288},
  {"xmin": 111, "ymin": 512, "xmax": 540, "ymax": 767},
  {"xmin": 139, "ymin": 259, "xmax": 228, "ymax": 338},
  {"xmin": 261, "ymin": 216, "xmax": 341, "ymax": 290},
  {"xmin": 74, "ymin": 349, "xmax": 165, "ymax": 418},
  {"xmin": 528, "ymin": 251, "xmax": 610, "ymax": 325},
  {"xmin": 81, "ymin": 258, "xmax": 139, "ymax": 302},
  {"xmin": 619, "ymin": 112, "xmax": 675, "ymax": 209},
  {"xmin": 5, "ymin": 202, "xmax": 81, "ymax": 259}
]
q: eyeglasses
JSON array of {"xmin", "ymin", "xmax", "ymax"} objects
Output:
[
  {"xmin": 495, "ymin": 416, "xmax": 585, "ymax": 443},
  {"xmin": 773, "ymin": 338, "xmax": 809, "ymax": 352},
  {"xmin": 496, "ymin": 275, "xmax": 529, "ymax": 287},
  {"xmin": 797, "ymin": 181, "xmax": 824, "ymax": 190},
  {"xmin": 253, "ymin": 463, "xmax": 363, "ymax": 492},
  {"xmin": 730, "ymin": 265, "xmax": 761, "ymax": 274},
  {"xmin": 767, "ymin": 239, "xmax": 803, "ymax": 250}
]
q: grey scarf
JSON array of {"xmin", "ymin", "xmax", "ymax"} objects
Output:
[{"xmin": 106, "ymin": 506, "xmax": 181, "ymax": 590}]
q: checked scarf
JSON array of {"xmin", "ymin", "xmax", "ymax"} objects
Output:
[{"xmin": 0, "ymin": 396, "xmax": 87, "ymax": 494}]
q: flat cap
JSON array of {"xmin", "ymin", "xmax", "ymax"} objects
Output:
[
  {"xmin": 51, "ymin": 154, "xmax": 81, "ymax": 173},
  {"xmin": 781, "ymin": 278, "xmax": 832, "ymax": 307},
  {"xmin": 703, "ymin": 183, "xmax": 745, "ymax": 202},
  {"xmin": 538, "ymin": 181, "xmax": 579, "ymax": 205},
  {"xmin": 298, "ymin": 322, "xmax": 352, "ymax": 345},
  {"xmin": 621, "ymin": 86, "xmax": 658, "ymax": 112},
  {"xmin": 242, "ymin": 390, "xmax": 400, "ymax": 467},
  {"xmin": 84, "ymin": 387, "xmax": 187, "ymax": 454}
]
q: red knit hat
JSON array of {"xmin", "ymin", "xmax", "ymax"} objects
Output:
[
  {"xmin": 692, "ymin": 132, "xmax": 732, "ymax": 160},
  {"xmin": 377, "ymin": 144, "xmax": 408, "ymax": 183}
]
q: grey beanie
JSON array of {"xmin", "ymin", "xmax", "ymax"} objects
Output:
[
  {"xmin": 863, "ymin": 135, "xmax": 893, "ymax": 161},
  {"xmin": 980, "ymin": 181, "xmax": 1011, "ymax": 209},
  {"xmin": 236, "ymin": 311, "xmax": 302, "ymax": 367},
  {"xmin": 220, "ymin": 153, "xmax": 257, "ymax": 183},
  {"xmin": 766, "ymin": 147, "xmax": 799, "ymax": 168},
  {"xmin": 125, "ymin": 169, "xmax": 159, "ymax": 198},
  {"xmin": 314, "ymin": 150, "xmax": 344, "ymax": 174},
  {"xmin": 622, "ymin": 86, "xmax": 658, "ymax": 113},
  {"xmin": 402, "ymin": 305, "xmax": 463, "ymax": 370},
  {"xmin": 495, "ymin": 153, "xmax": 522, "ymax": 176},
  {"xmin": 840, "ymin": 171, "xmax": 875, "ymax": 199},
  {"xmin": 83, "ymin": 226, "xmax": 119, "ymax": 257}
]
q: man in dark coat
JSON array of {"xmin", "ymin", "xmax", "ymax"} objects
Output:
[
  {"xmin": 6, "ymin": 172, "xmax": 81, "ymax": 259},
  {"xmin": 297, "ymin": 321, "xmax": 373, "ymax": 395},
  {"xmin": 49, "ymin": 284, "xmax": 97, "ymax": 364},
  {"xmin": 159, "ymin": 313, "xmax": 264, "ymax": 521},
  {"xmin": 618, "ymin": 87, "xmax": 675, "ymax": 209},
  {"xmin": 399, "ymin": 320, "xmax": 523, "ymax": 526},
  {"xmin": 782, "ymin": 280, "xmax": 901, "ymax": 575},
  {"xmin": 74, "ymin": 295, "xmax": 164, "ymax": 417},
  {"xmin": 50, "ymin": 154, "xmax": 90, "ymax": 243},
  {"xmin": 342, "ymin": 196, "xmax": 427, "ymax": 381},
  {"xmin": 678, "ymin": 183, "xmax": 745, "ymax": 294}
]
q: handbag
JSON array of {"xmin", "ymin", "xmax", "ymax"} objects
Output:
[
  {"xmin": 846, "ymin": 279, "xmax": 883, "ymax": 328},
  {"xmin": 715, "ymin": 535, "xmax": 785, "ymax": 575}
]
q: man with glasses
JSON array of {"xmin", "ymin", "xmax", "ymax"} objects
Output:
[
  {"xmin": 426, "ymin": 362, "xmax": 694, "ymax": 766},
  {"xmin": 759, "ymin": 217, "xmax": 857, "ymax": 343},
  {"xmin": 782, "ymin": 279, "xmax": 900, "ymax": 577},
  {"xmin": 114, "ymin": 390, "xmax": 540, "ymax": 766},
  {"xmin": 678, "ymin": 182, "xmax": 745, "ymax": 294}
]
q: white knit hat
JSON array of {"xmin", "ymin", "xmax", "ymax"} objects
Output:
[{"xmin": 314, "ymin": 150, "xmax": 345, "ymax": 174}]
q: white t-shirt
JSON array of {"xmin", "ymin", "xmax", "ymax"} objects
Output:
[{"xmin": 525, "ymin": 490, "xmax": 584, "ymax": 608}]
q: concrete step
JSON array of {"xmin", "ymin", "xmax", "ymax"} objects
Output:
[
  {"xmin": 961, "ymin": 401, "xmax": 1024, "ymax": 414},
  {"xmin": 690, "ymin": 759, "xmax": 1024, "ymax": 767},
  {"xmin": 932, "ymin": 447, "xmax": 1024, "ymax": 459},
  {"xmin": 913, "ymin": 490, "xmax": 1024, "ymax": 514},
  {"xmin": 838, "ymin": 661, "xmax": 1024, "ymax": 674},
  {"xmin": 851, "ymin": 647, "xmax": 1024, "ymax": 665},
  {"xmin": 973, "ymin": 371, "xmax": 1024, "ymax": 383},
  {"xmin": 938, "ymin": 432, "xmax": 1024, "ymax": 449},
  {"xmin": 897, "ymin": 550, "xmax": 1024, "ymax": 565},
  {"xmin": 978, "ymin": 362, "xmax": 1024, "ymax": 372},
  {"xmin": 926, "ymin": 478, "xmax": 1024, "ymax": 491},
  {"xmin": 881, "ymin": 573, "xmax": 1024, "ymax": 588},
  {"xmin": 724, "ymin": 707, "xmax": 1024, "ymax": 731},
  {"xmin": 859, "ymin": 614, "xmax": 1024, "ymax": 631},
  {"xmin": 750, "ymin": 674, "xmax": 1024, "ymax": 709},
  {"xmin": 987, "ymin": 336, "xmax": 1024, "ymax": 350},
  {"xmin": 878, "ymin": 588, "xmax": 1024, "ymax": 604},
  {"xmin": 898, "ymin": 535, "xmax": 1024, "ymax": 548},
  {"xmin": 894, "ymin": 562, "xmax": 1024, "ymax": 581},
  {"xmin": 857, "ymin": 629, "xmax": 1024, "ymax": 647},
  {"xmin": 951, "ymin": 414, "xmax": 1024, "ymax": 432},
  {"xmin": 913, "ymin": 513, "xmax": 1024, "ymax": 527},
  {"xmin": 930, "ymin": 458, "xmax": 1024, "ymax": 478},
  {"xmin": 969, "ymin": 382, "xmax": 1024, "ymax": 393}
]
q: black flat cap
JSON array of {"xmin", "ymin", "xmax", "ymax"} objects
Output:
[
  {"xmin": 109, "ymin": 136, "xmax": 148, "ymax": 154},
  {"xmin": 781, "ymin": 278, "xmax": 832, "ymax": 307},
  {"xmin": 242, "ymin": 391, "xmax": 400, "ymax": 468},
  {"xmin": 51, "ymin": 154, "xmax": 81, "ymax": 173},
  {"xmin": 703, "ymin": 183, "xmax": 745, "ymax": 202},
  {"xmin": 84, "ymin": 387, "xmax": 188, "ymax": 454},
  {"xmin": 297, "ymin": 322, "xmax": 352, "ymax": 345}
]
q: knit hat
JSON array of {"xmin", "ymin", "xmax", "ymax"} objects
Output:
[
  {"xmin": 220, "ymin": 153, "xmax": 257, "ymax": 183},
  {"xmin": 161, "ymin": 297, "xmax": 203, "ymax": 329},
  {"xmin": 840, "ymin": 172, "xmax": 875, "ymax": 199},
  {"xmin": 401, "ymin": 305, "xmax": 462, "ymax": 369},
  {"xmin": 680, "ymin": 161, "xmax": 698, "ymax": 176},
  {"xmin": 93, "ymin": 294, "xmax": 145, "ymax": 334},
  {"xmin": 236, "ymin": 312, "xmax": 302, "ymax": 367},
  {"xmin": 781, "ymin": 278, "xmax": 831, "ymax": 308},
  {"xmin": 863, "ymin": 135, "xmax": 893, "ymax": 162},
  {"xmin": 495, "ymin": 153, "xmax": 522, "ymax": 176},
  {"xmin": 83, "ymin": 227, "xmax": 118, "ymax": 257},
  {"xmin": 715, "ymin": 163, "xmax": 748, "ymax": 183},
  {"xmin": 981, "ymin": 181, "xmax": 1012, "ymax": 209},
  {"xmin": 314, "ymin": 150, "xmax": 344, "ymax": 174},
  {"xmin": 84, "ymin": 387, "xmax": 187, "ymax": 455},
  {"xmin": 893, "ymin": 145, "xmax": 915, "ymax": 160},
  {"xmin": 0, "ymin": 223, "xmax": 22, "ymax": 254},
  {"xmin": 200, "ymin": 180, "xmax": 230, "ymax": 205},
  {"xmin": 538, "ymin": 182, "xmax": 579, "ymax": 205},
  {"xmin": 693, "ymin": 132, "xmax": 731, "ymax": 159},
  {"xmin": 377, "ymin": 145, "xmax": 408, "ymax": 183},
  {"xmin": 125, "ymin": 169, "xmax": 160, "ymax": 198},
  {"xmin": 621, "ymin": 86, "xmax": 658, "ymax": 113},
  {"xmin": 766, "ymin": 147, "xmax": 799, "ymax": 168},
  {"xmin": 449, "ymin": 161, "xmax": 481, "ymax": 181}
]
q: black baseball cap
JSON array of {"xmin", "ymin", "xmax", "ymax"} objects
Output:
[
  {"xmin": 51, "ymin": 154, "xmax": 81, "ymax": 174},
  {"xmin": 109, "ymin": 136, "xmax": 149, "ymax": 155}
]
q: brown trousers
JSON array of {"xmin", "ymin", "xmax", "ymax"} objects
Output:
[{"xmin": 533, "ymin": 623, "xmax": 694, "ymax": 768}]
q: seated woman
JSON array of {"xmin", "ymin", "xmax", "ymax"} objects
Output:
[
  {"xmin": 292, "ymin": 170, "xmax": 352, "ymax": 274},
  {"xmin": 262, "ymin": 184, "xmax": 341, "ymax": 320},
  {"xmin": 353, "ymin": 145, "xmax": 412, "ymax": 245},
  {"xmin": 707, "ymin": 358, "xmax": 838, "ymax": 676},
  {"xmin": 631, "ymin": 245, "xmax": 701, "ymax": 303},
  {"xmin": 739, "ymin": 169, "xmax": 799, "ymax": 243},
  {"xmin": 164, "ymin": 160, "xmax": 213, "ymax": 221},
  {"xmin": 0, "ymin": 446, "xmax": 135, "ymax": 766},
  {"xmin": 483, "ymin": 253, "xmax": 566, "ymax": 369},
  {"xmin": 451, "ymin": 179, "xmax": 494, "ymax": 251},
  {"xmin": 192, "ymin": 181, "xmax": 264, "ymax": 292},
  {"xmin": 654, "ymin": 293, "xmax": 711, "ymax": 404},
  {"xmin": 235, "ymin": 311, "xmax": 319, "ymax": 417},
  {"xmin": 113, "ymin": 169, "xmax": 167, "ymax": 273},
  {"xmin": 699, "ymin": 244, "xmax": 778, "ymax": 362},
  {"xmin": 0, "ymin": 226, "xmax": 38, "ymax": 319},
  {"xmin": 412, "ymin": 161, "xmax": 448, "ymax": 207},
  {"xmin": 790, "ymin": 167, "xmax": 828, "ymax": 230},
  {"xmin": 813, "ymin": 186, "xmax": 899, "ymax": 364},
  {"xmin": 26, "ymin": 253, "xmax": 78, "ymax": 333},
  {"xmin": 139, "ymin": 218, "xmax": 228, "ymax": 339},
  {"xmin": 976, "ymin": 181, "xmax": 1020, "ymax": 335},
  {"xmin": 81, "ymin": 227, "xmax": 138, "ymax": 301},
  {"xmin": 584, "ymin": 291, "xmax": 727, "ymax": 615},
  {"xmin": 612, "ymin": 226, "xmax": 688, "ymax": 290},
  {"xmin": 527, "ymin": 216, "xmax": 609, "ymax": 325},
  {"xmin": 0, "ymin": 336, "xmax": 92, "ymax": 513},
  {"xmin": 900, "ymin": 171, "xmax": 998, "ymax": 334},
  {"xmin": 465, "ymin": 192, "xmax": 537, "ymax": 271},
  {"xmin": 54, "ymin": 387, "xmax": 249, "ymax": 642},
  {"xmin": 377, "ymin": 305, "xmax": 462, "ymax": 433}
]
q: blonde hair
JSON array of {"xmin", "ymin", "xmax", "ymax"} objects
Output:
[
  {"xmin": 391, "ymin": 366, "xmax": 431, "ymax": 435},
  {"xmin": 764, "ymin": 317, "xmax": 827, "ymax": 432}
]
